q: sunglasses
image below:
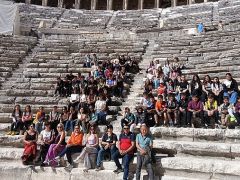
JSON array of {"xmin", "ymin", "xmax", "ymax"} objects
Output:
[{"xmin": 123, "ymin": 127, "xmax": 129, "ymax": 130}]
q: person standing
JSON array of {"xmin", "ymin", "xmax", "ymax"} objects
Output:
[
  {"xmin": 112, "ymin": 125, "xmax": 135, "ymax": 180},
  {"xmin": 136, "ymin": 124, "xmax": 154, "ymax": 180}
]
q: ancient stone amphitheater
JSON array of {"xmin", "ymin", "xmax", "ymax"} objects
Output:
[{"xmin": 1, "ymin": 0, "xmax": 240, "ymax": 179}]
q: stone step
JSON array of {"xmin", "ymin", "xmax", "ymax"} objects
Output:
[
  {"xmin": 151, "ymin": 127, "xmax": 240, "ymax": 143},
  {"xmin": 161, "ymin": 156, "xmax": 240, "ymax": 180},
  {"xmin": 153, "ymin": 139, "xmax": 240, "ymax": 158}
]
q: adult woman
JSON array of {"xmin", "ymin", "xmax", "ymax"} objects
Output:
[
  {"xmin": 76, "ymin": 107, "xmax": 89, "ymax": 134},
  {"xmin": 7, "ymin": 105, "xmax": 22, "ymax": 135},
  {"xmin": 36, "ymin": 122, "xmax": 54, "ymax": 166},
  {"xmin": 44, "ymin": 123, "xmax": 66, "ymax": 167},
  {"xmin": 75, "ymin": 126, "xmax": 99, "ymax": 172},
  {"xmin": 22, "ymin": 105, "xmax": 33, "ymax": 132},
  {"xmin": 21, "ymin": 124, "xmax": 38, "ymax": 165}
]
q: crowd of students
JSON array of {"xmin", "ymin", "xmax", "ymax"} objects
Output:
[
  {"xmin": 138, "ymin": 58, "xmax": 240, "ymax": 129},
  {"xmin": 6, "ymin": 54, "xmax": 240, "ymax": 180}
]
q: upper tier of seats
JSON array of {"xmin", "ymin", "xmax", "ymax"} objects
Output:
[{"xmin": 17, "ymin": 0, "xmax": 240, "ymax": 32}]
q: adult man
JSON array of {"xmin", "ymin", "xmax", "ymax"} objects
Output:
[
  {"xmin": 95, "ymin": 124, "xmax": 118, "ymax": 171},
  {"xmin": 56, "ymin": 125, "xmax": 83, "ymax": 170},
  {"xmin": 112, "ymin": 125, "xmax": 135, "ymax": 180},
  {"xmin": 136, "ymin": 124, "xmax": 154, "ymax": 180}
]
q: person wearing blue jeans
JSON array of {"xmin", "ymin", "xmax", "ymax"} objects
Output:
[
  {"xmin": 64, "ymin": 107, "xmax": 78, "ymax": 133},
  {"xmin": 112, "ymin": 125, "xmax": 135, "ymax": 180},
  {"xmin": 222, "ymin": 73, "xmax": 239, "ymax": 104},
  {"xmin": 95, "ymin": 125, "xmax": 118, "ymax": 171}
]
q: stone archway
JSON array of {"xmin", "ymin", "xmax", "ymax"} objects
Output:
[
  {"xmin": 177, "ymin": 0, "xmax": 187, "ymax": 6},
  {"xmin": 195, "ymin": 0, "xmax": 204, "ymax": 3},
  {"xmin": 31, "ymin": 0, "xmax": 42, "ymax": 5},
  {"xmin": 63, "ymin": 0, "xmax": 75, "ymax": 8},
  {"xmin": 14, "ymin": 0, "xmax": 25, "ymax": 2},
  {"xmin": 112, "ymin": 0, "xmax": 123, "ymax": 10},
  {"xmin": 97, "ymin": 0, "xmax": 107, "ymax": 10},
  {"xmin": 81, "ymin": 0, "xmax": 91, "ymax": 9},
  {"xmin": 128, "ymin": 0, "xmax": 138, "ymax": 10},
  {"xmin": 143, "ymin": 0, "xmax": 155, "ymax": 9},
  {"xmin": 48, "ymin": 0, "xmax": 58, "ymax": 7}
]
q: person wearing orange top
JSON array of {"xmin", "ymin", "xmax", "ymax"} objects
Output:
[
  {"xmin": 154, "ymin": 95, "xmax": 167, "ymax": 127},
  {"xmin": 157, "ymin": 82, "xmax": 166, "ymax": 99},
  {"xmin": 56, "ymin": 125, "xmax": 84, "ymax": 169}
]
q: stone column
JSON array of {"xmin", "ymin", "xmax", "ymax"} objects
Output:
[
  {"xmin": 107, "ymin": 0, "xmax": 113, "ymax": 10},
  {"xmin": 91, "ymin": 0, "xmax": 97, "ymax": 10},
  {"xmin": 75, "ymin": 0, "xmax": 80, "ymax": 9},
  {"xmin": 155, "ymin": 0, "xmax": 159, "ymax": 8},
  {"xmin": 25, "ymin": 0, "xmax": 31, "ymax": 4},
  {"xmin": 58, "ymin": 0, "xmax": 63, "ymax": 7},
  {"xmin": 123, "ymin": 0, "xmax": 128, "ymax": 10},
  {"xmin": 42, "ymin": 0, "xmax": 48, "ymax": 6},
  {"xmin": 171, "ymin": 0, "xmax": 177, "ymax": 7},
  {"xmin": 138, "ymin": 0, "xmax": 143, "ymax": 10}
]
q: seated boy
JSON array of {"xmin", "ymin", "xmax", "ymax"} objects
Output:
[
  {"xmin": 204, "ymin": 94, "xmax": 218, "ymax": 128},
  {"xmin": 154, "ymin": 95, "xmax": 167, "ymax": 126},
  {"xmin": 166, "ymin": 93, "xmax": 179, "ymax": 126}
]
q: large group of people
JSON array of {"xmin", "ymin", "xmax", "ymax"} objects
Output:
[
  {"xmin": 6, "ymin": 52, "xmax": 240, "ymax": 180},
  {"xmin": 138, "ymin": 58, "xmax": 240, "ymax": 129}
]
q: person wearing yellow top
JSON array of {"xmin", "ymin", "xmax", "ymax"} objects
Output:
[
  {"xmin": 204, "ymin": 94, "xmax": 218, "ymax": 128},
  {"xmin": 56, "ymin": 125, "xmax": 84, "ymax": 170}
]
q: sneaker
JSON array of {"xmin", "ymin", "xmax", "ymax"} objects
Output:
[
  {"xmin": 11, "ymin": 131, "xmax": 16, "ymax": 136},
  {"xmin": 6, "ymin": 131, "xmax": 12, "ymax": 135},
  {"xmin": 95, "ymin": 166, "xmax": 104, "ymax": 171},
  {"xmin": 113, "ymin": 168, "xmax": 123, "ymax": 174}
]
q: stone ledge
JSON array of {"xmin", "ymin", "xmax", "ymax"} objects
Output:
[
  {"xmin": 151, "ymin": 127, "xmax": 240, "ymax": 143},
  {"xmin": 153, "ymin": 140, "xmax": 240, "ymax": 158}
]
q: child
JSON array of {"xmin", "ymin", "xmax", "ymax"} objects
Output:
[
  {"xmin": 219, "ymin": 96, "xmax": 234, "ymax": 127},
  {"xmin": 34, "ymin": 106, "xmax": 46, "ymax": 134},
  {"xmin": 154, "ymin": 95, "xmax": 167, "ymax": 126},
  {"xmin": 166, "ymin": 93, "xmax": 179, "ymax": 126},
  {"xmin": 234, "ymin": 96, "xmax": 240, "ymax": 125},
  {"xmin": 157, "ymin": 82, "xmax": 166, "ymax": 99},
  {"xmin": 187, "ymin": 95, "xmax": 204, "ymax": 128},
  {"xmin": 7, "ymin": 105, "xmax": 22, "ymax": 135},
  {"xmin": 178, "ymin": 93, "xmax": 188, "ymax": 127},
  {"xmin": 204, "ymin": 94, "xmax": 218, "ymax": 128}
]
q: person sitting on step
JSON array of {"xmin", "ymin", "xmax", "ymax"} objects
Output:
[
  {"xmin": 36, "ymin": 122, "xmax": 55, "ymax": 166},
  {"xmin": 112, "ymin": 125, "xmax": 136, "ymax": 180},
  {"xmin": 75, "ymin": 125, "xmax": 99, "ymax": 172},
  {"xmin": 21, "ymin": 124, "xmax": 38, "ymax": 165},
  {"xmin": 44, "ymin": 123, "xmax": 66, "ymax": 167},
  {"xmin": 95, "ymin": 124, "xmax": 118, "ymax": 171},
  {"xmin": 204, "ymin": 94, "xmax": 218, "ymax": 128},
  {"xmin": 187, "ymin": 95, "xmax": 204, "ymax": 128},
  {"xmin": 7, "ymin": 104, "xmax": 23, "ymax": 135},
  {"xmin": 56, "ymin": 125, "xmax": 84, "ymax": 171}
]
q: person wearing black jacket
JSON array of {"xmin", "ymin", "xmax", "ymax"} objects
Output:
[{"xmin": 222, "ymin": 73, "xmax": 239, "ymax": 104}]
